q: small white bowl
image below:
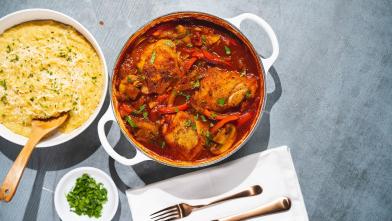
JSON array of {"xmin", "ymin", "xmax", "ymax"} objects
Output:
[
  {"xmin": 54, "ymin": 167, "xmax": 119, "ymax": 221},
  {"xmin": 0, "ymin": 9, "xmax": 108, "ymax": 147}
]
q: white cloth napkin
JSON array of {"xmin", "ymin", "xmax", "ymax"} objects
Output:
[{"xmin": 126, "ymin": 146, "xmax": 309, "ymax": 221}]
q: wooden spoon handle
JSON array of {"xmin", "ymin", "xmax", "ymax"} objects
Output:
[
  {"xmin": 0, "ymin": 133, "xmax": 44, "ymax": 202},
  {"xmin": 213, "ymin": 197, "xmax": 291, "ymax": 221}
]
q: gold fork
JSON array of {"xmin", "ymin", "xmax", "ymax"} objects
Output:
[{"xmin": 150, "ymin": 185, "xmax": 262, "ymax": 221}]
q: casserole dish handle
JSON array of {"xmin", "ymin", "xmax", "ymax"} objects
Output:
[
  {"xmin": 226, "ymin": 13, "xmax": 279, "ymax": 73},
  {"xmin": 98, "ymin": 106, "xmax": 150, "ymax": 165}
]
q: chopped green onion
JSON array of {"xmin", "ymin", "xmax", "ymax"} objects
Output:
[
  {"xmin": 161, "ymin": 141, "xmax": 166, "ymax": 148},
  {"xmin": 201, "ymin": 115, "xmax": 207, "ymax": 122}
]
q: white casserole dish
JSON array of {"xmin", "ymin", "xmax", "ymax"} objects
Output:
[{"xmin": 0, "ymin": 9, "xmax": 108, "ymax": 147}]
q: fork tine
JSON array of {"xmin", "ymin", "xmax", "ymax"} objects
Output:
[
  {"xmin": 152, "ymin": 212, "xmax": 180, "ymax": 221},
  {"xmin": 150, "ymin": 205, "xmax": 177, "ymax": 216},
  {"xmin": 150, "ymin": 207, "xmax": 178, "ymax": 219}
]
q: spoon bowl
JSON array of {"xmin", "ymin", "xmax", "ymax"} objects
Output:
[{"xmin": 0, "ymin": 113, "xmax": 69, "ymax": 202}]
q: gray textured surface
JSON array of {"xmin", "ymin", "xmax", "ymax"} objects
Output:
[{"xmin": 0, "ymin": 0, "xmax": 391, "ymax": 220}]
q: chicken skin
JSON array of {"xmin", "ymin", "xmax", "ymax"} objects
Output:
[
  {"xmin": 163, "ymin": 111, "xmax": 208, "ymax": 160},
  {"xmin": 192, "ymin": 67, "xmax": 258, "ymax": 113},
  {"xmin": 131, "ymin": 118, "xmax": 160, "ymax": 143},
  {"xmin": 137, "ymin": 39, "xmax": 181, "ymax": 94}
]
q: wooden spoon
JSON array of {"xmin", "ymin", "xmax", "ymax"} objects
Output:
[{"xmin": 0, "ymin": 113, "xmax": 68, "ymax": 202}]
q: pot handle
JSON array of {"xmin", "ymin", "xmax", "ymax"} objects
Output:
[
  {"xmin": 226, "ymin": 13, "xmax": 279, "ymax": 73},
  {"xmin": 97, "ymin": 105, "xmax": 150, "ymax": 166}
]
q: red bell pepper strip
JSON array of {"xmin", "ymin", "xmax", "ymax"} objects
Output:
[
  {"xmin": 183, "ymin": 57, "xmax": 198, "ymax": 74},
  {"xmin": 158, "ymin": 103, "xmax": 189, "ymax": 114},
  {"xmin": 157, "ymin": 94, "xmax": 169, "ymax": 103},
  {"xmin": 201, "ymin": 50, "xmax": 232, "ymax": 67},
  {"xmin": 210, "ymin": 115, "xmax": 239, "ymax": 134},
  {"xmin": 237, "ymin": 112, "xmax": 252, "ymax": 127},
  {"xmin": 119, "ymin": 104, "xmax": 133, "ymax": 117},
  {"xmin": 221, "ymin": 36, "xmax": 238, "ymax": 46},
  {"xmin": 203, "ymin": 109, "xmax": 240, "ymax": 120},
  {"xmin": 191, "ymin": 51, "xmax": 204, "ymax": 59},
  {"xmin": 181, "ymin": 48, "xmax": 231, "ymax": 67}
]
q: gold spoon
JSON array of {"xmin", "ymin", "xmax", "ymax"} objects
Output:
[{"xmin": 0, "ymin": 113, "xmax": 68, "ymax": 202}]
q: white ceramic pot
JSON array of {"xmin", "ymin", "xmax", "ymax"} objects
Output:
[
  {"xmin": 0, "ymin": 9, "xmax": 108, "ymax": 147},
  {"xmin": 97, "ymin": 12, "xmax": 279, "ymax": 167}
]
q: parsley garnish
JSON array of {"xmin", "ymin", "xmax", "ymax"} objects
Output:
[
  {"xmin": 184, "ymin": 119, "xmax": 192, "ymax": 127},
  {"xmin": 150, "ymin": 50, "xmax": 156, "ymax": 64},
  {"xmin": 192, "ymin": 80, "xmax": 200, "ymax": 89},
  {"xmin": 132, "ymin": 104, "xmax": 146, "ymax": 115},
  {"xmin": 224, "ymin": 46, "xmax": 231, "ymax": 55},
  {"xmin": 201, "ymin": 35, "xmax": 207, "ymax": 45},
  {"xmin": 184, "ymin": 119, "xmax": 197, "ymax": 130},
  {"xmin": 6, "ymin": 45, "xmax": 11, "ymax": 53},
  {"xmin": 217, "ymin": 98, "xmax": 225, "ymax": 106},
  {"xmin": 240, "ymin": 69, "xmax": 247, "ymax": 77},
  {"xmin": 0, "ymin": 80, "xmax": 6, "ymax": 90},
  {"xmin": 125, "ymin": 116, "xmax": 137, "ymax": 128},
  {"xmin": 0, "ymin": 95, "xmax": 7, "ymax": 104},
  {"xmin": 164, "ymin": 40, "xmax": 175, "ymax": 47},
  {"xmin": 245, "ymin": 90, "xmax": 251, "ymax": 99},
  {"xmin": 205, "ymin": 131, "xmax": 213, "ymax": 147},
  {"xmin": 10, "ymin": 54, "xmax": 19, "ymax": 62},
  {"xmin": 66, "ymin": 174, "xmax": 108, "ymax": 218},
  {"xmin": 178, "ymin": 91, "xmax": 191, "ymax": 102},
  {"xmin": 142, "ymin": 111, "xmax": 148, "ymax": 119}
]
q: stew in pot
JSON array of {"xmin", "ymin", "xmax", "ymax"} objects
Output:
[{"xmin": 114, "ymin": 20, "xmax": 263, "ymax": 163}]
